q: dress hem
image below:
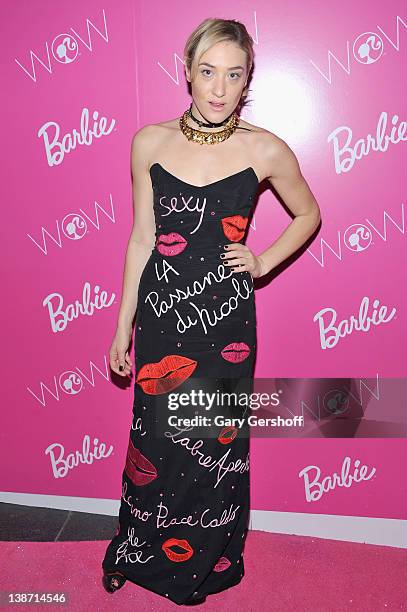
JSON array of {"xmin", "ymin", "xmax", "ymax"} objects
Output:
[{"xmin": 101, "ymin": 563, "xmax": 245, "ymax": 606}]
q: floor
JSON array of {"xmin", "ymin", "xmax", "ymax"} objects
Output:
[
  {"xmin": 1, "ymin": 503, "xmax": 406, "ymax": 611},
  {"xmin": 0, "ymin": 502, "xmax": 118, "ymax": 542}
]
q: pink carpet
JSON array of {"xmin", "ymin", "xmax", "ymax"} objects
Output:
[{"xmin": 1, "ymin": 531, "xmax": 406, "ymax": 610}]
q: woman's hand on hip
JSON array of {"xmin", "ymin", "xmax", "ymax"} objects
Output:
[{"xmin": 220, "ymin": 243, "xmax": 266, "ymax": 278}]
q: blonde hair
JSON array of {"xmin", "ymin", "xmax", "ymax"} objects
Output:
[{"xmin": 184, "ymin": 18, "xmax": 254, "ymax": 98}]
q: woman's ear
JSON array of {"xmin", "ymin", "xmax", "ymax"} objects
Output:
[{"xmin": 184, "ymin": 59, "xmax": 191, "ymax": 83}]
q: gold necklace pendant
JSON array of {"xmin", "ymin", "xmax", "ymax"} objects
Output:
[{"xmin": 179, "ymin": 109, "xmax": 239, "ymax": 145}]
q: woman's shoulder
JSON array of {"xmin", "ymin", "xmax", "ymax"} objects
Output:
[
  {"xmin": 130, "ymin": 119, "xmax": 179, "ymax": 166},
  {"xmin": 238, "ymin": 119, "xmax": 289, "ymax": 159},
  {"xmin": 239, "ymin": 118, "xmax": 283, "ymax": 143},
  {"xmin": 131, "ymin": 118, "xmax": 179, "ymax": 154},
  {"xmin": 237, "ymin": 120, "xmax": 297, "ymax": 181},
  {"xmin": 133, "ymin": 118, "xmax": 179, "ymax": 138}
]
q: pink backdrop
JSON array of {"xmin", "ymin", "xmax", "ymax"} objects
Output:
[{"xmin": 2, "ymin": 1, "xmax": 406, "ymax": 524}]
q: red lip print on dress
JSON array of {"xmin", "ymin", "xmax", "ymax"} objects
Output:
[
  {"xmin": 221, "ymin": 342, "xmax": 250, "ymax": 363},
  {"xmin": 124, "ymin": 438, "xmax": 157, "ymax": 485},
  {"xmin": 156, "ymin": 232, "xmax": 187, "ymax": 256},
  {"xmin": 218, "ymin": 426, "xmax": 238, "ymax": 444},
  {"xmin": 136, "ymin": 355, "xmax": 197, "ymax": 395},
  {"xmin": 221, "ymin": 215, "xmax": 248, "ymax": 241},
  {"xmin": 213, "ymin": 556, "xmax": 231, "ymax": 572},
  {"xmin": 162, "ymin": 538, "xmax": 194, "ymax": 562}
]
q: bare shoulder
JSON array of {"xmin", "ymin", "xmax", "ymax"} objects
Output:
[
  {"xmin": 236, "ymin": 119, "xmax": 296, "ymax": 177},
  {"xmin": 131, "ymin": 119, "xmax": 179, "ymax": 168},
  {"xmin": 249, "ymin": 125, "xmax": 301, "ymax": 180},
  {"xmin": 237, "ymin": 117, "xmax": 266, "ymax": 134},
  {"xmin": 130, "ymin": 122, "xmax": 168, "ymax": 154},
  {"xmin": 241, "ymin": 120, "xmax": 291, "ymax": 155}
]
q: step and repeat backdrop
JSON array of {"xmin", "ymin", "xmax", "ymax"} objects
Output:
[{"xmin": 2, "ymin": 1, "xmax": 406, "ymax": 526}]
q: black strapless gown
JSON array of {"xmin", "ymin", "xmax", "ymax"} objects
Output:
[{"xmin": 102, "ymin": 162, "xmax": 259, "ymax": 605}]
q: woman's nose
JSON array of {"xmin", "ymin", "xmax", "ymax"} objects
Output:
[{"xmin": 212, "ymin": 78, "xmax": 226, "ymax": 97}]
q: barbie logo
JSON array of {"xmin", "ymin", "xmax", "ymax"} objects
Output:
[
  {"xmin": 62, "ymin": 214, "xmax": 87, "ymax": 240},
  {"xmin": 353, "ymin": 32, "xmax": 383, "ymax": 64},
  {"xmin": 15, "ymin": 9, "xmax": 109, "ymax": 82},
  {"xmin": 313, "ymin": 295, "xmax": 396, "ymax": 350},
  {"xmin": 26, "ymin": 355, "xmax": 111, "ymax": 407},
  {"xmin": 310, "ymin": 16, "xmax": 404, "ymax": 83},
  {"xmin": 343, "ymin": 224, "xmax": 372, "ymax": 252},
  {"xmin": 43, "ymin": 281, "xmax": 116, "ymax": 333},
  {"xmin": 52, "ymin": 34, "xmax": 79, "ymax": 64},
  {"xmin": 59, "ymin": 371, "xmax": 83, "ymax": 395},
  {"xmin": 299, "ymin": 456, "xmax": 376, "ymax": 502},
  {"xmin": 27, "ymin": 196, "xmax": 117, "ymax": 255},
  {"xmin": 38, "ymin": 106, "xmax": 116, "ymax": 167},
  {"xmin": 323, "ymin": 390, "xmax": 349, "ymax": 415},
  {"xmin": 328, "ymin": 111, "xmax": 406, "ymax": 174},
  {"xmin": 307, "ymin": 202, "xmax": 405, "ymax": 267},
  {"xmin": 45, "ymin": 434, "xmax": 113, "ymax": 478}
]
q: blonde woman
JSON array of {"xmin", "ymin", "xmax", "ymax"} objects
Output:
[{"xmin": 102, "ymin": 17, "xmax": 320, "ymax": 606}]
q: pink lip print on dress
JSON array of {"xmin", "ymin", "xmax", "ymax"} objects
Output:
[
  {"xmin": 221, "ymin": 342, "xmax": 250, "ymax": 363},
  {"xmin": 156, "ymin": 232, "xmax": 188, "ymax": 256},
  {"xmin": 124, "ymin": 438, "xmax": 158, "ymax": 486},
  {"xmin": 221, "ymin": 215, "xmax": 248, "ymax": 241},
  {"xmin": 213, "ymin": 556, "xmax": 231, "ymax": 572}
]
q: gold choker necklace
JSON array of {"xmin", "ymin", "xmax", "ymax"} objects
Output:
[{"xmin": 179, "ymin": 109, "xmax": 239, "ymax": 145}]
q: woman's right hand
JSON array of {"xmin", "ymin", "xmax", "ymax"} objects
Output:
[{"xmin": 109, "ymin": 324, "xmax": 133, "ymax": 377}]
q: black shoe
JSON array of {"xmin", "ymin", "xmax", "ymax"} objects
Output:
[
  {"xmin": 102, "ymin": 570, "xmax": 127, "ymax": 593},
  {"xmin": 184, "ymin": 595, "xmax": 207, "ymax": 605}
]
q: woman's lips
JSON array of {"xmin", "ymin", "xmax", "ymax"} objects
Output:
[
  {"xmin": 209, "ymin": 102, "xmax": 225, "ymax": 111},
  {"xmin": 218, "ymin": 426, "xmax": 238, "ymax": 444},
  {"xmin": 213, "ymin": 556, "xmax": 231, "ymax": 572},
  {"xmin": 162, "ymin": 538, "xmax": 194, "ymax": 562},
  {"xmin": 135, "ymin": 354, "xmax": 197, "ymax": 395},
  {"xmin": 124, "ymin": 439, "xmax": 157, "ymax": 486},
  {"xmin": 221, "ymin": 215, "xmax": 249, "ymax": 241},
  {"xmin": 156, "ymin": 232, "xmax": 187, "ymax": 256},
  {"xmin": 221, "ymin": 342, "xmax": 250, "ymax": 363}
]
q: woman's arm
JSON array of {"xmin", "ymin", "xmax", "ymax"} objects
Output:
[
  {"xmin": 256, "ymin": 135, "xmax": 321, "ymax": 277},
  {"xmin": 116, "ymin": 126, "xmax": 157, "ymax": 331}
]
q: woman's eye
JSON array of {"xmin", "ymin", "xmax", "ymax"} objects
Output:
[{"xmin": 201, "ymin": 70, "xmax": 241, "ymax": 79}]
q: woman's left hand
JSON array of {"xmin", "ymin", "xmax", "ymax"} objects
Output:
[{"xmin": 221, "ymin": 244, "xmax": 266, "ymax": 278}]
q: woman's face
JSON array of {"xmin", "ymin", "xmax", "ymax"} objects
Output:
[{"xmin": 186, "ymin": 40, "xmax": 248, "ymax": 121}]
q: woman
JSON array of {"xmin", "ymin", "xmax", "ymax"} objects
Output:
[{"xmin": 102, "ymin": 17, "xmax": 321, "ymax": 606}]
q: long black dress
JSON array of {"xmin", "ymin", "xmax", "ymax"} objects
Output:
[{"xmin": 102, "ymin": 160, "xmax": 259, "ymax": 605}]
